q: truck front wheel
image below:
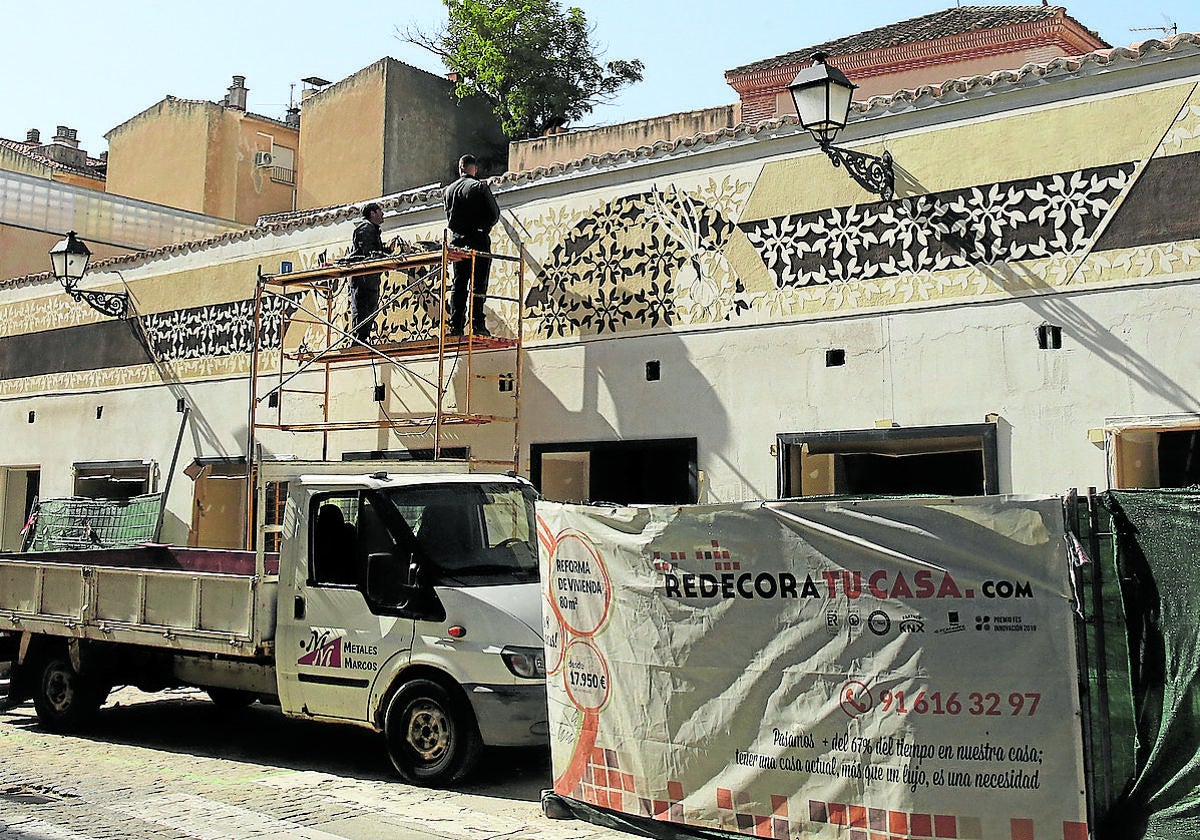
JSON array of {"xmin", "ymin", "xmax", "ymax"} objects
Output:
[
  {"xmin": 33, "ymin": 657, "xmax": 108, "ymax": 732},
  {"xmin": 384, "ymin": 678, "xmax": 481, "ymax": 786}
]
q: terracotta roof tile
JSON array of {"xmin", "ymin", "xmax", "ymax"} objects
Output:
[
  {"xmin": 725, "ymin": 5, "xmax": 1101, "ymax": 77},
  {"xmin": 0, "ymin": 137, "xmax": 106, "ymax": 180},
  {"xmin": 853, "ymin": 34, "xmax": 1183, "ymax": 111}
]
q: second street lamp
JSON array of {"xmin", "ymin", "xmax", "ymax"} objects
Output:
[
  {"xmin": 788, "ymin": 52, "xmax": 895, "ymax": 201},
  {"xmin": 48, "ymin": 231, "xmax": 129, "ymax": 319}
]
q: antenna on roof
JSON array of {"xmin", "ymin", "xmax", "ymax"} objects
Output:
[{"xmin": 1131, "ymin": 15, "xmax": 1178, "ymax": 37}]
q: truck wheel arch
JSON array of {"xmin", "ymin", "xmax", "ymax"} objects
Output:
[
  {"xmin": 374, "ymin": 664, "xmax": 468, "ymax": 730},
  {"xmin": 380, "ymin": 670, "xmax": 483, "ymax": 786},
  {"xmin": 10, "ymin": 633, "xmax": 62, "ymax": 692}
]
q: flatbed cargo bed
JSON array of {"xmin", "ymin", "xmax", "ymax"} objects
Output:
[{"xmin": 0, "ymin": 546, "xmax": 278, "ymax": 656}]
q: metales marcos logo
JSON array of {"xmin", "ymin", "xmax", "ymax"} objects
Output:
[
  {"xmin": 297, "ymin": 629, "xmax": 378, "ymax": 670},
  {"xmin": 298, "ymin": 630, "xmax": 342, "ymax": 667}
]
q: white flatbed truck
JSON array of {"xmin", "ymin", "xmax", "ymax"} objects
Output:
[{"xmin": 0, "ymin": 462, "xmax": 547, "ymax": 786}]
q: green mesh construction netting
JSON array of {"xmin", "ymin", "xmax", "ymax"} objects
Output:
[
  {"xmin": 20, "ymin": 494, "xmax": 162, "ymax": 552},
  {"xmin": 1096, "ymin": 489, "xmax": 1200, "ymax": 839}
]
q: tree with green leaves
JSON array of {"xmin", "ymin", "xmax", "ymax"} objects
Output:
[{"xmin": 401, "ymin": 1, "xmax": 645, "ymax": 141}]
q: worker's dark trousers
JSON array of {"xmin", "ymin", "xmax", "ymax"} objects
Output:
[
  {"xmin": 449, "ymin": 233, "xmax": 490, "ymax": 334},
  {"xmin": 350, "ymin": 274, "xmax": 381, "ymax": 343}
]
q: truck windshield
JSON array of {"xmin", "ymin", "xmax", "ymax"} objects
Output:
[{"xmin": 381, "ymin": 482, "xmax": 539, "ymax": 584}]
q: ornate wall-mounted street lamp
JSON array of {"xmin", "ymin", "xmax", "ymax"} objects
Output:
[
  {"xmin": 48, "ymin": 231, "xmax": 129, "ymax": 318},
  {"xmin": 788, "ymin": 52, "xmax": 895, "ymax": 201}
]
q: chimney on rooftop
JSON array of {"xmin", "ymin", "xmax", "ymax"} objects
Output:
[
  {"xmin": 53, "ymin": 126, "xmax": 79, "ymax": 148},
  {"xmin": 42, "ymin": 126, "xmax": 87, "ymax": 168},
  {"xmin": 285, "ymin": 106, "xmax": 300, "ymax": 129},
  {"xmin": 26, "ymin": 128, "xmax": 40, "ymax": 144},
  {"xmin": 299, "ymin": 75, "xmax": 331, "ymax": 103},
  {"xmin": 225, "ymin": 75, "xmax": 248, "ymax": 111}
]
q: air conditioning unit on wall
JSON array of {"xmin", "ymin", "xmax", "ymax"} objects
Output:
[{"xmin": 254, "ymin": 150, "xmax": 273, "ymax": 167}]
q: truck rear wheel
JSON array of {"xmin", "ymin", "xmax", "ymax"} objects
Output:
[
  {"xmin": 0, "ymin": 660, "xmax": 16, "ymax": 711},
  {"xmin": 384, "ymin": 678, "xmax": 481, "ymax": 786},
  {"xmin": 32, "ymin": 657, "xmax": 108, "ymax": 732}
]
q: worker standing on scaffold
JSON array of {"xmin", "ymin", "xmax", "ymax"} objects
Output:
[
  {"xmin": 443, "ymin": 154, "xmax": 499, "ymax": 337},
  {"xmin": 347, "ymin": 202, "xmax": 393, "ymax": 344}
]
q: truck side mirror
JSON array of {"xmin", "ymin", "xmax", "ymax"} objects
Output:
[
  {"xmin": 365, "ymin": 552, "xmax": 445, "ymax": 621},
  {"xmin": 366, "ymin": 551, "xmax": 412, "ymax": 605}
]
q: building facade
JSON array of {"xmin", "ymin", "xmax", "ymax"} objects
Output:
[
  {"xmin": 105, "ymin": 77, "xmax": 301, "ymax": 225},
  {"xmin": 0, "ymin": 126, "xmax": 107, "ymax": 189},
  {"xmin": 296, "ymin": 58, "xmax": 508, "ymax": 211},
  {"xmin": 0, "ymin": 121, "xmax": 242, "ymax": 283},
  {"xmin": 1, "ymin": 34, "xmax": 1197, "ymax": 549}
]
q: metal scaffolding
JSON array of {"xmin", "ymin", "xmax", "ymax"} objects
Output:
[{"xmin": 246, "ymin": 235, "xmax": 524, "ymax": 472}]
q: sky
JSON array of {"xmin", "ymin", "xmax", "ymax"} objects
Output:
[{"xmin": 0, "ymin": 1, "xmax": 1193, "ymax": 155}]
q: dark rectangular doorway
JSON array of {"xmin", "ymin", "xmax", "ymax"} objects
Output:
[{"xmin": 531, "ymin": 438, "xmax": 698, "ymax": 505}]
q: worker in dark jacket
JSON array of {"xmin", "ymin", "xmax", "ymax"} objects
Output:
[
  {"xmin": 348, "ymin": 203, "xmax": 392, "ymax": 343},
  {"xmin": 443, "ymin": 155, "xmax": 500, "ymax": 336}
]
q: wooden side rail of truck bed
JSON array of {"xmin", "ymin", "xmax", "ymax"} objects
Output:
[{"xmin": 0, "ymin": 546, "xmax": 279, "ymax": 656}]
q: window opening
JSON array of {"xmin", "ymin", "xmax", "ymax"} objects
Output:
[
  {"xmin": 1158, "ymin": 429, "xmax": 1200, "ymax": 487},
  {"xmin": 73, "ymin": 460, "xmax": 153, "ymax": 500},
  {"xmin": 531, "ymin": 438, "xmax": 698, "ymax": 505},
  {"xmin": 778, "ymin": 424, "xmax": 998, "ymax": 498},
  {"xmin": 311, "ymin": 493, "xmax": 361, "ymax": 586}
]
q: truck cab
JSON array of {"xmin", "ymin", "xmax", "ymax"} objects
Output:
[{"xmin": 274, "ymin": 469, "xmax": 547, "ymax": 784}]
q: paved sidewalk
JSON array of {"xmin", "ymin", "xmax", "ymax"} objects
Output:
[{"xmin": 0, "ymin": 687, "xmax": 631, "ymax": 840}]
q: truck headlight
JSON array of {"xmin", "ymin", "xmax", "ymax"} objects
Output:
[{"xmin": 500, "ymin": 646, "xmax": 545, "ymax": 679}]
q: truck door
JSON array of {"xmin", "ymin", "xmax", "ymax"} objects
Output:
[{"xmin": 278, "ymin": 490, "xmax": 415, "ymax": 722}]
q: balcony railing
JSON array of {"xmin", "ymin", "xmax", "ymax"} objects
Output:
[{"xmin": 269, "ymin": 165, "xmax": 296, "ymax": 185}]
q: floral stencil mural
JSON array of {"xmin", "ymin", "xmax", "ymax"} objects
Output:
[
  {"xmin": 740, "ymin": 163, "xmax": 1136, "ymax": 291},
  {"xmin": 143, "ymin": 293, "xmax": 300, "ymax": 360},
  {"xmin": 523, "ymin": 179, "xmax": 754, "ymax": 337},
  {"xmin": 503, "ymin": 161, "xmax": 1149, "ymax": 340}
]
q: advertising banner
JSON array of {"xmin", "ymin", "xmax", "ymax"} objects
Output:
[{"xmin": 537, "ymin": 496, "xmax": 1088, "ymax": 840}]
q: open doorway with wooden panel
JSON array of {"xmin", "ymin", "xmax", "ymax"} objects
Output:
[
  {"xmin": 777, "ymin": 423, "xmax": 999, "ymax": 498},
  {"xmin": 1106, "ymin": 414, "xmax": 1200, "ymax": 489},
  {"xmin": 1, "ymin": 467, "xmax": 40, "ymax": 551},
  {"xmin": 185, "ymin": 457, "xmax": 248, "ymax": 548}
]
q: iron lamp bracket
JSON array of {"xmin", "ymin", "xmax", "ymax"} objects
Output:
[
  {"xmin": 820, "ymin": 141, "xmax": 895, "ymax": 202},
  {"xmin": 62, "ymin": 282, "xmax": 130, "ymax": 319}
]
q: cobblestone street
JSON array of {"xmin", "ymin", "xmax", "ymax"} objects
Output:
[{"xmin": 0, "ymin": 688, "xmax": 626, "ymax": 840}]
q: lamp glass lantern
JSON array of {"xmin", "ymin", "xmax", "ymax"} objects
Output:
[
  {"xmin": 788, "ymin": 52, "xmax": 856, "ymax": 146},
  {"xmin": 49, "ymin": 230, "xmax": 92, "ymax": 290}
]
